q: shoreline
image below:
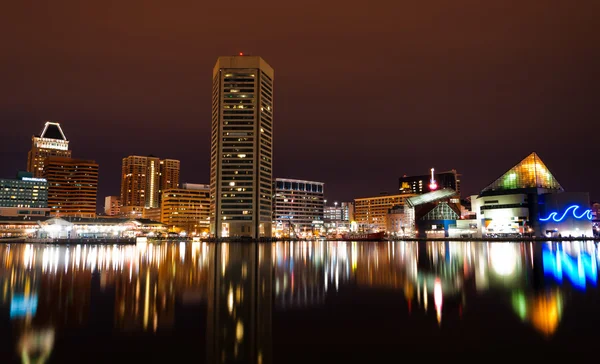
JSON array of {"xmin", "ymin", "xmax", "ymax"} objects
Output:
[{"xmin": 0, "ymin": 236, "xmax": 597, "ymax": 244}]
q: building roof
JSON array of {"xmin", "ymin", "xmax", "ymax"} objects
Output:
[
  {"xmin": 480, "ymin": 152, "xmax": 563, "ymax": 196},
  {"xmin": 406, "ymin": 188, "xmax": 457, "ymax": 208},
  {"xmin": 39, "ymin": 122, "xmax": 67, "ymax": 141}
]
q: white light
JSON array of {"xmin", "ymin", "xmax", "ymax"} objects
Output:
[{"xmin": 490, "ymin": 243, "xmax": 517, "ymax": 276}]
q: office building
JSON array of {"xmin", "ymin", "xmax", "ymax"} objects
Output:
[
  {"xmin": 399, "ymin": 169, "xmax": 461, "ymax": 196},
  {"xmin": 273, "ymin": 178, "xmax": 325, "ymax": 237},
  {"xmin": 104, "ymin": 196, "xmax": 121, "ymax": 216},
  {"xmin": 44, "ymin": 157, "xmax": 99, "ymax": 218},
  {"xmin": 323, "ymin": 202, "xmax": 354, "ymax": 235},
  {"xmin": 161, "ymin": 183, "xmax": 210, "ymax": 234},
  {"xmin": 27, "ymin": 121, "xmax": 71, "ymax": 177},
  {"xmin": 354, "ymin": 194, "xmax": 415, "ymax": 232},
  {"xmin": 120, "ymin": 155, "xmax": 180, "ymax": 210},
  {"xmin": 0, "ymin": 172, "xmax": 49, "ymax": 217},
  {"xmin": 210, "ymin": 55, "xmax": 274, "ymax": 238}
]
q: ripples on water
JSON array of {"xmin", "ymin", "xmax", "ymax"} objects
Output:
[{"xmin": 1, "ymin": 240, "xmax": 599, "ymax": 362}]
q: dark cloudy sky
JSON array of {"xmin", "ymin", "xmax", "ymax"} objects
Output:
[{"xmin": 1, "ymin": 0, "xmax": 598, "ymax": 208}]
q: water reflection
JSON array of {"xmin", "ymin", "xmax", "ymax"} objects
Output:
[{"xmin": 1, "ymin": 240, "xmax": 599, "ymax": 361}]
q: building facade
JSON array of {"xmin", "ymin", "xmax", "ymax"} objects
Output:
[
  {"xmin": 471, "ymin": 152, "xmax": 593, "ymax": 238},
  {"xmin": 161, "ymin": 183, "xmax": 210, "ymax": 234},
  {"xmin": 120, "ymin": 155, "xmax": 180, "ymax": 210},
  {"xmin": 273, "ymin": 178, "xmax": 325, "ymax": 237},
  {"xmin": 354, "ymin": 194, "xmax": 415, "ymax": 233},
  {"xmin": 399, "ymin": 169, "xmax": 461, "ymax": 196},
  {"xmin": 323, "ymin": 202, "xmax": 354, "ymax": 235},
  {"xmin": 104, "ymin": 196, "xmax": 121, "ymax": 216},
  {"xmin": 27, "ymin": 121, "xmax": 71, "ymax": 177},
  {"xmin": 0, "ymin": 172, "xmax": 49, "ymax": 217},
  {"xmin": 210, "ymin": 55, "xmax": 274, "ymax": 238},
  {"xmin": 44, "ymin": 157, "xmax": 99, "ymax": 218}
]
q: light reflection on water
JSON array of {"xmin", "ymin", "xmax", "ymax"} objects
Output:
[{"xmin": 1, "ymin": 240, "xmax": 599, "ymax": 362}]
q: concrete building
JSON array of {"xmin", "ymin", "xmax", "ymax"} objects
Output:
[
  {"xmin": 161, "ymin": 183, "xmax": 210, "ymax": 235},
  {"xmin": 120, "ymin": 155, "xmax": 180, "ymax": 210},
  {"xmin": 210, "ymin": 55, "xmax": 274, "ymax": 238},
  {"xmin": 273, "ymin": 178, "xmax": 325, "ymax": 237},
  {"xmin": 142, "ymin": 207, "xmax": 161, "ymax": 222},
  {"xmin": 104, "ymin": 196, "xmax": 121, "ymax": 216},
  {"xmin": 44, "ymin": 156, "xmax": 99, "ymax": 218},
  {"xmin": 399, "ymin": 169, "xmax": 461, "ymax": 196},
  {"xmin": 354, "ymin": 194, "xmax": 415, "ymax": 233},
  {"xmin": 27, "ymin": 121, "xmax": 71, "ymax": 177},
  {"xmin": 0, "ymin": 172, "xmax": 49, "ymax": 217}
]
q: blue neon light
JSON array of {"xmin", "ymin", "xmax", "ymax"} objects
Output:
[
  {"xmin": 542, "ymin": 245, "xmax": 598, "ymax": 291},
  {"xmin": 540, "ymin": 205, "xmax": 592, "ymax": 222}
]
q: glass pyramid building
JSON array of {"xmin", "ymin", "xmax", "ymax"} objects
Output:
[{"xmin": 480, "ymin": 152, "xmax": 563, "ymax": 195}]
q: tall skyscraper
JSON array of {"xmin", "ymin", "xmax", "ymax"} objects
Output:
[
  {"xmin": 120, "ymin": 155, "xmax": 180, "ymax": 211},
  {"xmin": 27, "ymin": 121, "xmax": 71, "ymax": 177},
  {"xmin": 44, "ymin": 157, "xmax": 99, "ymax": 217},
  {"xmin": 210, "ymin": 55, "xmax": 274, "ymax": 238}
]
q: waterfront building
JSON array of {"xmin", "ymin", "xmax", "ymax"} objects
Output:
[
  {"xmin": 470, "ymin": 152, "xmax": 593, "ymax": 238},
  {"xmin": 161, "ymin": 183, "xmax": 210, "ymax": 234},
  {"xmin": 120, "ymin": 155, "xmax": 180, "ymax": 211},
  {"xmin": 399, "ymin": 169, "xmax": 461, "ymax": 196},
  {"xmin": 104, "ymin": 196, "xmax": 121, "ymax": 216},
  {"xmin": 273, "ymin": 178, "xmax": 325, "ymax": 237},
  {"xmin": 27, "ymin": 121, "xmax": 71, "ymax": 177},
  {"xmin": 323, "ymin": 202, "xmax": 354, "ymax": 235},
  {"xmin": 404, "ymin": 188, "xmax": 464, "ymax": 238},
  {"xmin": 44, "ymin": 156, "xmax": 99, "ymax": 218},
  {"xmin": 210, "ymin": 55, "xmax": 274, "ymax": 238},
  {"xmin": 354, "ymin": 194, "xmax": 415, "ymax": 233},
  {"xmin": 0, "ymin": 172, "xmax": 49, "ymax": 217}
]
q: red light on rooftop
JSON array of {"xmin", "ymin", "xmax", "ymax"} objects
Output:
[{"xmin": 239, "ymin": 52, "xmax": 244, "ymax": 56}]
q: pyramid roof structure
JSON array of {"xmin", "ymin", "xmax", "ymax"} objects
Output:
[
  {"xmin": 480, "ymin": 152, "xmax": 563, "ymax": 195},
  {"xmin": 39, "ymin": 122, "xmax": 67, "ymax": 141}
]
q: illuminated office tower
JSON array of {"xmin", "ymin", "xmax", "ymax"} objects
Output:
[
  {"xmin": 120, "ymin": 156, "xmax": 180, "ymax": 211},
  {"xmin": 44, "ymin": 157, "xmax": 99, "ymax": 217},
  {"xmin": 210, "ymin": 55, "xmax": 274, "ymax": 238},
  {"xmin": 27, "ymin": 121, "xmax": 71, "ymax": 177}
]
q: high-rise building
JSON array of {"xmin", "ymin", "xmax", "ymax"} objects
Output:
[
  {"xmin": 273, "ymin": 178, "xmax": 325, "ymax": 237},
  {"xmin": 27, "ymin": 121, "xmax": 71, "ymax": 177},
  {"xmin": 399, "ymin": 169, "xmax": 461, "ymax": 196},
  {"xmin": 161, "ymin": 183, "xmax": 210, "ymax": 234},
  {"xmin": 354, "ymin": 194, "xmax": 415, "ymax": 232},
  {"xmin": 0, "ymin": 172, "xmax": 49, "ymax": 217},
  {"xmin": 210, "ymin": 55, "xmax": 274, "ymax": 238},
  {"xmin": 104, "ymin": 196, "xmax": 121, "ymax": 216},
  {"xmin": 120, "ymin": 155, "xmax": 180, "ymax": 210},
  {"xmin": 44, "ymin": 157, "xmax": 99, "ymax": 217}
]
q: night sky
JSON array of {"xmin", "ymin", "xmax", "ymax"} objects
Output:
[{"xmin": 1, "ymin": 1, "xmax": 598, "ymax": 209}]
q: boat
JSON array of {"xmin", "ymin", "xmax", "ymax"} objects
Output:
[{"xmin": 341, "ymin": 231, "xmax": 385, "ymax": 241}]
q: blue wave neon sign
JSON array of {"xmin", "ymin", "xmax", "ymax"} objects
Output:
[{"xmin": 540, "ymin": 205, "xmax": 592, "ymax": 222}]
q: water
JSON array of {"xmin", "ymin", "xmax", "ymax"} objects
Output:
[{"xmin": 0, "ymin": 240, "xmax": 599, "ymax": 362}]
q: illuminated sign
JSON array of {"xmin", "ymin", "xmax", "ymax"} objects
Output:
[
  {"xmin": 540, "ymin": 205, "xmax": 593, "ymax": 222},
  {"xmin": 429, "ymin": 168, "xmax": 438, "ymax": 191},
  {"xmin": 10, "ymin": 294, "xmax": 38, "ymax": 319},
  {"xmin": 21, "ymin": 177, "xmax": 47, "ymax": 182}
]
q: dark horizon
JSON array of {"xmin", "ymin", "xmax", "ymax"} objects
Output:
[{"xmin": 1, "ymin": 1, "xmax": 598, "ymax": 207}]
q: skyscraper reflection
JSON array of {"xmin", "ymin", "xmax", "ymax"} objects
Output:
[
  {"xmin": 207, "ymin": 243, "xmax": 272, "ymax": 364},
  {"xmin": 0, "ymin": 239, "xmax": 598, "ymax": 361}
]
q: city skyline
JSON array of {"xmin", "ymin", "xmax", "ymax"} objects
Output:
[{"xmin": 0, "ymin": 1, "xmax": 598, "ymax": 206}]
